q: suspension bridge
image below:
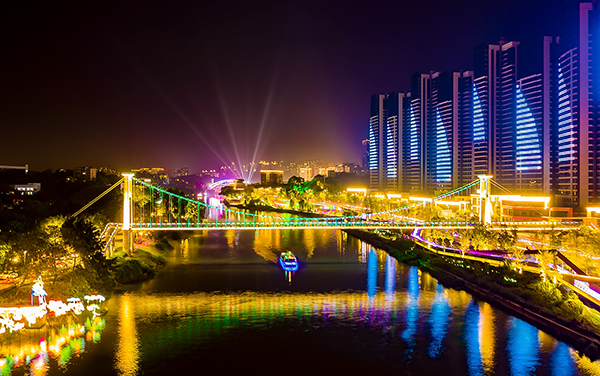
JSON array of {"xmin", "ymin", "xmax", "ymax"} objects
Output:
[{"xmin": 78, "ymin": 173, "xmax": 580, "ymax": 255}]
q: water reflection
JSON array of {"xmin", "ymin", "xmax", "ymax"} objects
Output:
[
  {"xmin": 4, "ymin": 229, "xmax": 600, "ymax": 374},
  {"xmin": 551, "ymin": 342, "xmax": 576, "ymax": 376},
  {"xmin": 367, "ymin": 249, "xmax": 378, "ymax": 301},
  {"xmin": 402, "ymin": 266, "xmax": 420, "ymax": 359},
  {"xmin": 428, "ymin": 284, "xmax": 450, "ymax": 358},
  {"xmin": 464, "ymin": 301, "xmax": 484, "ymax": 375},
  {"xmin": 464, "ymin": 300, "xmax": 497, "ymax": 375},
  {"xmin": 384, "ymin": 254, "xmax": 396, "ymax": 302},
  {"xmin": 0, "ymin": 314, "xmax": 105, "ymax": 375},
  {"xmin": 507, "ymin": 317, "xmax": 540, "ymax": 376},
  {"xmin": 116, "ymin": 295, "xmax": 140, "ymax": 376}
]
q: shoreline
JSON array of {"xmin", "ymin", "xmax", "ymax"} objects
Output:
[{"xmin": 344, "ymin": 228, "xmax": 600, "ymax": 361}]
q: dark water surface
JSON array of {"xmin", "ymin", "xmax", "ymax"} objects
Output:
[{"xmin": 4, "ymin": 229, "xmax": 600, "ymax": 375}]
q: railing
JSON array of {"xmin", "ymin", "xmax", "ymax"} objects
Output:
[{"xmin": 127, "ymin": 221, "xmax": 479, "ymax": 230}]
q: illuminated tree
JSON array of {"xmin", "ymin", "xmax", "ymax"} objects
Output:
[
  {"xmin": 497, "ymin": 229, "xmax": 517, "ymax": 251},
  {"xmin": 471, "ymin": 223, "xmax": 496, "ymax": 250},
  {"xmin": 457, "ymin": 229, "xmax": 474, "ymax": 252},
  {"xmin": 61, "ymin": 218, "xmax": 114, "ymax": 288},
  {"xmin": 133, "ymin": 184, "xmax": 152, "ymax": 223},
  {"xmin": 39, "ymin": 216, "xmax": 70, "ymax": 283},
  {"xmin": 538, "ymin": 250, "xmax": 560, "ymax": 284},
  {"xmin": 165, "ymin": 188, "xmax": 186, "ymax": 222}
]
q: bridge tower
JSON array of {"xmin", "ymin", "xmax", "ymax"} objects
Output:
[
  {"xmin": 478, "ymin": 175, "xmax": 493, "ymax": 225},
  {"xmin": 122, "ymin": 172, "xmax": 134, "ymax": 256}
]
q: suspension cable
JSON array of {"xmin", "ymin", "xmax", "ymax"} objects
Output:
[{"xmin": 72, "ymin": 178, "xmax": 125, "ymax": 217}]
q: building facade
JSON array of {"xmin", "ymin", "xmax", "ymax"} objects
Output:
[{"xmin": 367, "ymin": 1, "xmax": 600, "ymax": 212}]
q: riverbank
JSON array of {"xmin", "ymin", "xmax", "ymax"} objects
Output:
[
  {"xmin": 344, "ymin": 228, "xmax": 600, "ymax": 361},
  {"xmin": 110, "ymin": 237, "xmax": 170, "ymax": 284},
  {"xmin": 0, "ymin": 234, "xmax": 176, "ymax": 307}
]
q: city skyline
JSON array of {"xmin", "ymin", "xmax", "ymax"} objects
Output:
[
  {"xmin": 368, "ymin": 1, "xmax": 599, "ymax": 210},
  {"xmin": 2, "ymin": 0, "xmax": 565, "ymax": 173}
]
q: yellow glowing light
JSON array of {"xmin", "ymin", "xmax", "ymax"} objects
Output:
[
  {"xmin": 435, "ymin": 200, "xmax": 467, "ymax": 206},
  {"xmin": 116, "ymin": 295, "xmax": 140, "ymax": 376},
  {"xmin": 497, "ymin": 195, "xmax": 551, "ymax": 209},
  {"xmin": 479, "ymin": 302, "xmax": 496, "ymax": 373},
  {"xmin": 409, "ymin": 196, "xmax": 433, "ymax": 202},
  {"xmin": 346, "ymin": 188, "xmax": 367, "ymax": 196}
]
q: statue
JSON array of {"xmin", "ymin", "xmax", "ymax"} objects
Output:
[{"xmin": 31, "ymin": 276, "xmax": 47, "ymax": 306}]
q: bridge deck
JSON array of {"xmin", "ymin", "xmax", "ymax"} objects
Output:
[{"xmin": 126, "ymin": 222, "xmax": 578, "ymax": 231}]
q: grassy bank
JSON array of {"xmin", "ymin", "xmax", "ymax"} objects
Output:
[
  {"xmin": 345, "ymin": 229, "xmax": 600, "ymax": 361},
  {"xmin": 110, "ymin": 237, "xmax": 170, "ymax": 284},
  {"xmin": 0, "ymin": 234, "xmax": 175, "ymax": 306}
]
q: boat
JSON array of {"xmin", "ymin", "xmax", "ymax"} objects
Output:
[{"xmin": 279, "ymin": 251, "xmax": 299, "ymax": 272}]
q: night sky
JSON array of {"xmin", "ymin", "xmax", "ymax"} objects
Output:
[{"xmin": 1, "ymin": 0, "xmax": 566, "ymax": 173}]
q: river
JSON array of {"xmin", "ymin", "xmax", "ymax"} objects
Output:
[{"xmin": 3, "ymin": 228, "xmax": 600, "ymax": 375}]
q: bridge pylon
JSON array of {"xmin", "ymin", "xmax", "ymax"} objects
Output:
[
  {"xmin": 122, "ymin": 172, "xmax": 134, "ymax": 256},
  {"xmin": 478, "ymin": 175, "xmax": 493, "ymax": 225}
]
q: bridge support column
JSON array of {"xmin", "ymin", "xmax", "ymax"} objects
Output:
[
  {"xmin": 478, "ymin": 175, "xmax": 493, "ymax": 225},
  {"xmin": 122, "ymin": 173, "xmax": 134, "ymax": 256}
]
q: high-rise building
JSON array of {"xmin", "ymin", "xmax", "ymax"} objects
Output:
[
  {"xmin": 260, "ymin": 170, "xmax": 284, "ymax": 184},
  {"xmin": 365, "ymin": 1, "xmax": 599, "ymax": 210},
  {"xmin": 472, "ymin": 43, "xmax": 500, "ymax": 179},
  {"xmin": 515, "ymin": 36, "xmax": 555, "ymax": 195},
  {"xmin": 299, "ymin": 167, "xmax": 313, "ymax": 182},
  {"xmin": 496, "ymin": 41, "xmax": 519, "ymax": 190},
  {"xmin": 400, "ymin": 73, "xmax": 430, "ymax": 193},
  {"xmin": 361, "ymin": 139, "xmax": 370, "ymax": 171},
  {"xmin": 554, "ymin": 2, "xmax": 596, "ymax": 208},
  {"xmin": 368, "ymin": 94, "xmax": 385, "ymax": 191},
  {"xmin": 369, "ymin": 92, "xmax": 406, "ymax": 191},
  {"xmin": 458, "ymin": 71, "xmax": 474, "ymax": 186},
  {"xmin": 427, "ymin": 71, "xmax": 461, "ymax": 192},
  {"xmin": 385, "ymin": 93, "xmax": 406, "ymax": 191}
]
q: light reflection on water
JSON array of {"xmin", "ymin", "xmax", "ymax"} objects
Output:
[
  {"xmin": 2, "ymin": 228, "xmax": 600, "ymax": 375},
  {"xmin": 115, "ymin": 295, "xmax": 139, "ymax": 376},
  {"xmin": 0, "ymin": 314, "xmax": 105, "ymax": 375}
]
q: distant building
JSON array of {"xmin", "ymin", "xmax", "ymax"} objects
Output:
[
  {"xmin": 260, "ymin": 170, "xmax": 284, "ymax": 184},
  {"xmin": 98, "ymin": 166, "xmax": 121, "ymax": 176},
  {"xmin": 74, "ymin": 166, "xmax": 98, "ymax": 182},
  {"xmin": 234, "ymin": 179, "xmax": 246, "ymax": 190},
  {"xmin": 132, "ymin": 167, "xmax": 167, "ymax": 175},
  {"xmin": 173, "ymin": 167, "xmax": 189, "ymax": 177},
  {"xmin": 361, "ymin": 140, "xmax": 369, "ymax": 170},
  {"xmin": 12, "ymin": 183, "xmax": 41, "ymax": 195},
  {"xmin": 200, "ymin": 169, "xmax": 219, "ymax": 178},
  {"xmin": 299, "ymin": 167, "xmax": 313, "ymax": 182}
]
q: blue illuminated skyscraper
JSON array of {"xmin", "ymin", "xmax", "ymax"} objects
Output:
[
  {"xmin": 408, "ymin": 73, "xmax": 430, "ymax": 192},
  {"xmin": 458, "ymin": 71, "xmax": 474, "ymax": 187},
  {"xmin": 497, "ymin": 41, "xmax": 519, "ymax": 189},
  {"xmin": 369, "ymin": 94, "xmax": 385, "ymax": 191},
  {"xmin": 427, "ymin": 71, "xmax": 462, "ymax": 192},
  {"xmin": 365, "ymin": 1, "xmax": 599, "ymax": 209},
  {"xmin": 369, "ymin": 92, "xmax": 406, "ymax": 191},
  {"xmin": 515, "ymin": 36, "xmax": 554, "ymax": 194},
  {"xmin": 472, "ymin": 43, "xmax": 500, "ymax": 178},
  {"xmin": 553, "ymin": 2, "xmax": 596, "ymax": 208}
]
